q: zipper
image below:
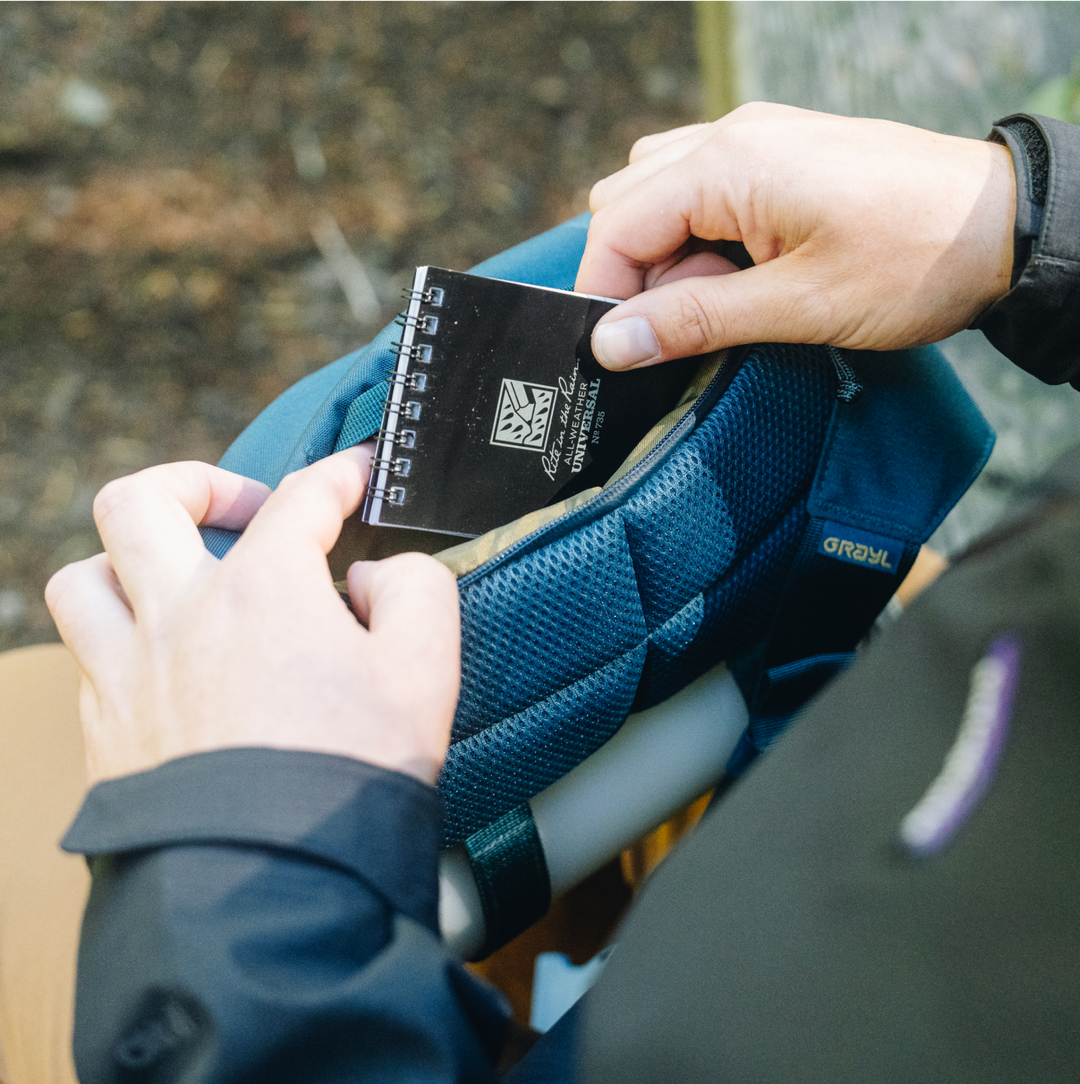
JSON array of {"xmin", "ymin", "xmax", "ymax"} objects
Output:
[
  {"xmin": 827, "ymin": 346, "xmax": 863, "ymax": 403},
  {"xmin": 458, "ymin": 344, "xmax": 753, "ymax": 588}
]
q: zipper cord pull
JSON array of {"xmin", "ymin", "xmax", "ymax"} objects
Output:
[{"xmin": 828, "ymin": 346, "xmax": 863, "ymax": 403}]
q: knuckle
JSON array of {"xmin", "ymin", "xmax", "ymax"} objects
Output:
[
  {"xmin": 389, "ymin": 550, "xmax": 454, "ymax": 587},
  {"xmin": 276, "ymin": 464, "xmax": 329, "ymax": 508},
  {"xmin": 273, "ymin": 468, "xmax": 305, "ymax": 499},
  {"xmin": 92, "ymin": 476, "xmax": 140, "ymax": 530},
  {"xmin": 294, "ymin": 453, "xmax": 363, "ymax": 504},
  {"xmin": 588, "ymin": 177, "xmax": 610, "ymax": 212},
  {"xmin": 628, "ymin": 133, "xmax": 656, "ymax": 161},
  {"xmin": 387, "ymin": 553, "xmax": 460, "ymax": 611},
  {"xmin": 44, "ymin": 565, "xmax": 72, "ymax": 614},
  {"xmin": 671, "ymin": 290, "xmax": 725, "ymax": 354},
  {"xmin": 44, "ymin": 555, "xmax": 98, "ymax": 623}
]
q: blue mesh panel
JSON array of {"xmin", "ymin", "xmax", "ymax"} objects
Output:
[
  {"xmin": 647, "ymin": 594, "xmax": 705, "ymax": 661},
  {"xmin": 621, "ymin": 441, "xmax": 738, "ymax": 632},
  {"xmin": 440, "ymin": 643, "xmax": 648, "ymax": 842},
  {"xmin": 632, "ymin": 500, "xmax": 807, "ymax": 712},
  {"xmin": 441, "ymin": 349, "xmax": 837, "ymax": 840},
  {"xmin": 452, "ymin": 512, "xmax": 644, "ymax": 741},
  {"xmin": 699, "ymin": 500, "xmax": 809, "ymax": 654},
  {"xmin": 706, "ymin": 347, "xmax": 833, "ymax": 555}
]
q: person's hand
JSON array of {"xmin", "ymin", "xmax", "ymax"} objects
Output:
[
  {"xmin": 45, "ymin": 446, "xmax": 461, "ymax": 787},
  {"xmin": 576, "ymin": 102, "xmax": 1016, "ymax": 368}
]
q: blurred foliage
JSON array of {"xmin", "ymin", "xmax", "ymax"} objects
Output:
[{"xmin": 1026, "ymin": 52, "xmax": 1080, "ymax": 123}]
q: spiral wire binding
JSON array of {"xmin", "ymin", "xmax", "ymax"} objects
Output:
[
  {"xmin": 390, "ymin": 341, "xmax": 433, "ymax": 364},
  {"xmin": 367, "ymin": 484, "xmax": 407, "ymax": 505},
  {"xmin": 376, "ymin": 426, "xmax": 416, "ymax": 449},
  {"xmin": 388, "ymin": 371, "xmax": 427, "ymax": 392},
  {"xmin": 395, "ymin": 312, "xmax": 439, "ymax": 333},
  {"xmin": 370, "ymin": 282, "xmax": 442, "ymax": 513},
  {"xmin": 372, "ymin": 455, "xmax": 412, "ymax": 477},
  {"xmin": 403, "ymin": 285, "xmax": 445, "ymax": 306}
]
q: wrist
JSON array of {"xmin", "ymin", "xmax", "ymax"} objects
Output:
[{"xmin": 964, "ymin": 138, "xmax": 1017, "ymax": 321}]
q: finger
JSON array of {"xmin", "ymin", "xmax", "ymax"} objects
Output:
[
  {"xmin": 347, "ymin": 553, "xmax": 460, "ymax": 682},
  {"xmin": 591, "ymin": 257, "xmax": 822, "ymax": 368},
  {"xmin": 580, "ymin": 105, "xmax": 823, "ymax": 299},
  {"xmin": 628, "ymin": 123, "xmax": 709, "ymax": 163},
  {"xmin": 347, "ymin": 554, "xmax": 461, "ymax": 783},
  {"xmin": 93, "ymin": 463, "xmax": 270, "ymax": 612},
  {"xmin": 46, "ymin": 553, "xmax": 135, "ymax": 674},
  {"xmin": 646, "ymin": 249, "xmax": 741, "ymax": 289},
  {"xmin": 590, "ymin": 125, "xmax": 714, "ymax": 212},
  {"xmin": 232, "ymin": 445, "xmax": 373, "ymax": 574},
  {"xmin": 577, "ymin": 160, "xmax": 743, "ymax": 301},
  {"xmin": 589, "ymin": 104, "xmax": 798, "ymax": 214}
]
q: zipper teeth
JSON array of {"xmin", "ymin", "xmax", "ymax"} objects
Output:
[
  {"xmin": 827, "ymin": 345, "xmax": 863, "ymax": 403},
  {"xmin": 458, "ymin": 347, "xmax": 748, "ymax": 587}
]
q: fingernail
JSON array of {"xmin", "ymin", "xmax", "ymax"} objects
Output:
[{"xmin": 593, "ymin": 316, "xmax": 662, "ymax": 369}]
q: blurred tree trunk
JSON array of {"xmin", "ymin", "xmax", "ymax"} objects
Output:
[{"xmin": 694, "ymin": 1, "xmax": 739, "ymax": 121}]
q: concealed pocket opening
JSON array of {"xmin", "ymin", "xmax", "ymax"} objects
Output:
[{"xmin": 328, "ymin": 350, "xmax": 725, "ymax": 583}]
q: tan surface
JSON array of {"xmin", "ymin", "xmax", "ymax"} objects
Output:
[
  {"xmin": 896, "ymin": 546, "xmax": 948, "ymax": 609},
  {"xmin": 0, "ymin": 644, "xmax": 87, "ymax": 1084}
]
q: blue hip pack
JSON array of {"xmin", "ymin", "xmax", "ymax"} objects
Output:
[{"xmin": 204, "ymin": 214, "xmax": 993, "ymax": 853}]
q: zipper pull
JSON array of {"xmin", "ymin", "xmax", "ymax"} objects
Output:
[{"xmin": 828, "ymin": 346, "xmax": 863, "ymax": 403}]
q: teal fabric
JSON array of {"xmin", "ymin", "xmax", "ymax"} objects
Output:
[
  {"xmin": 808, "ymin": 348, "xmax": 995, "ymax": 540},
  {"xmin": 334, "ymin": 381, "xmax": 392, "ymax": 453},
  {"xmin": 216, "ymin": 348, "xmax": 365, "ymax": 487}
]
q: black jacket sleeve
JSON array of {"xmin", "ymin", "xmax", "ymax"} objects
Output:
[
  {"xmin": 973, "ymin": 113, "xmax": 1080, "ymax": 389},
  {"xmin": 61, "ymin": 748, "xmax": 509, "ymax": 1084}
]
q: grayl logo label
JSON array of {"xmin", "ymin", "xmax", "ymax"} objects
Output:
[
  {"xmin": 490, "ymin": 379, "xmax": 556, "ymax": 452},
  {"xmin": 819, "ymin": 520, "xmax": 901, "ymax": 573}
]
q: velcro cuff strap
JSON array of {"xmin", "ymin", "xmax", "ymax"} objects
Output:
[{"xmin": 988, "ymin": 119, "xmax": 1048, "ymax": 288}]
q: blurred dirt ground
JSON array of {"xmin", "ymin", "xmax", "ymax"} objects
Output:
[{"xmin": 0, "ymin": 1, "xmax": 702, "ymax": 652}]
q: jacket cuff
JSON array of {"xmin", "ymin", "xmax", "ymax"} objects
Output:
[
  {"xmin": 972, "ymin": 113, "xmax": 1080, "ymax": 389},
  {"xmin": 62, "ymin": 747, "xmax": 444, "ymax": 931}
]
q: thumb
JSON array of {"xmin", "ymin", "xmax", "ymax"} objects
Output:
[
  {"xmin": 591, "ymin": 258, "xmax": 819, "ymax": 368},
  {"xmin": 347, "ymin": 552, "xmax": 461, "ymax": 688}
]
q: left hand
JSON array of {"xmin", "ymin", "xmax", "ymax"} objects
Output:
[{"xmin": 45, "ymin": 446, "xmax": 462, "ymax": 787}]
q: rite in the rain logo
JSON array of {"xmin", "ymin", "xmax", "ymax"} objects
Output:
[{"xmin": 490, "ymin": 379, "xmax": 556, "ymax": 452}]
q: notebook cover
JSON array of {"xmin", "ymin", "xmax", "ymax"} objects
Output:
[{"xmin": 362, "ymin": 266, "xmax": 699, "ymax": 538}]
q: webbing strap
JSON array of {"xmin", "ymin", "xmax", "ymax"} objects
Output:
[{"xmin": 464, "ymin": 802, "xmax": 551, "ymax": 958}]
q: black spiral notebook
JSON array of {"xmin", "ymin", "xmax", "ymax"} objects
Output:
[{"xmin": 361, "ymin": 266, "xmax": 699, "ymax": 539}]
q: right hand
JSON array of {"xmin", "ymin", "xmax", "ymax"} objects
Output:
[{"xmin": 575, "ymin": 102, "xmax": 1016, "ymax": 369}]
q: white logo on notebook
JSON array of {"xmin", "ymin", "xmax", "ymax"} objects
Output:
[{"xmin": 490, "ymin": 379, "xmax": 556, "ymax": 452}]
